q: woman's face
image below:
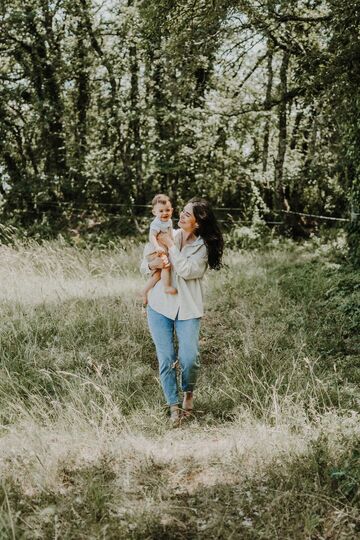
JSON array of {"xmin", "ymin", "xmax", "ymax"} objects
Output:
[{"xmin": 178, "ymin": 203, "xmax": 197, "ymax": 232}]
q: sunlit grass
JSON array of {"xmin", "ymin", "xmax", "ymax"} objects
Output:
[
  {"xmin": 0, "ymin": 239, "xmax": 140, "ymax": 305},
  {"xmin": 0, "ymin": 239, "xmax": 358, "ymax": 538}
]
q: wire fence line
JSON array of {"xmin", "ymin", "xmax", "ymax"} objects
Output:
[
  {"xmin": 8, "ymin": 200, "xmax": 355, "ymax": 225},
  {"xmin": 29, "ymin": 200, "xmax": 354, "ymax": 222},
  {"xmin": 276, "ymin": 209, "xmax": 350, "ymax": 222}
]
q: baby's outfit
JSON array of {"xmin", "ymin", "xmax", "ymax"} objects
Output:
[
  {"xmin": 144, "ymin": 217, "xmax": 173, "ymax": 259},
  {"xmin": 149, "ymin": 217, "xmax": 172, "ymax": 238}
]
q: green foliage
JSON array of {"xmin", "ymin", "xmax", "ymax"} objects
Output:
[
  {"xmin": 331, "ymin": 445, "xmax": 360, "ymax": 504},
  {"xmin": 226, "ymin": 219, "xmax": 270, "ymax": 250},
  {"xmin": 1, "ymin": 0, "xmax": 359, "ymax": 250},
  {"xmin": 331, "ymin": 269, "xmax": 360, "ymax": 336}
]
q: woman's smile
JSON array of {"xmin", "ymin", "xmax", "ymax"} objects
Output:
[{"xmin": 178, "ymin": 204, "xmax": 197, "ymax": 231}]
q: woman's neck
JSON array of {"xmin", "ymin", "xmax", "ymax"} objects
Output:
[{"xmin": 181, "ymin": 229, "xmax": 197, "ymax": 244}]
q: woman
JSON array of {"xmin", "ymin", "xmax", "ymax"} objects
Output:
[{"xmin": 141, "ymin": 197, "xmax": 223, "ymax": 425}]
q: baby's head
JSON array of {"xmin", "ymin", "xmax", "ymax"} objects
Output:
[{"xmin": 151, "ymin": 194, "xmax": 173, "ymax": 222}]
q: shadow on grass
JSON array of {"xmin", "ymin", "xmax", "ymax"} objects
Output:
[{"xmin": 1, "ymin": 433, "xmax": 358, "ymax": 539}]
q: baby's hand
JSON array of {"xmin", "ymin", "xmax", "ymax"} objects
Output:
[
  {"xmin": 159, "ymin": 253, "xmax": 170, "ymax": 268},
  {"xmin": 156, "ymin": 246, "xmax": 166, "ymax": 254}
]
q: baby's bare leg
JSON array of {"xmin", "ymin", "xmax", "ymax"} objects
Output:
[
  {"xmin": 141, "ymin": 270, "xmax": 161, "ymax": 304},
  {"xmin": 161, "ymin": 267, "xmax": 177, "ymax": 295}
]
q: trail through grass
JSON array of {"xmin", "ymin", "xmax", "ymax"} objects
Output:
[{"xmin": 0, "ymin": 239, "xmax": 359, "ymax": 538}]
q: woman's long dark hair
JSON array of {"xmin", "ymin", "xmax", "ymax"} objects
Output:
[{"xmin": 189, "ymin": 198, "xmax": 224, "ymax": 270}]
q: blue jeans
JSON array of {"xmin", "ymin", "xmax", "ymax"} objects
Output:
[{"xmin": 147, "ymin": 306, "xmax": 201, "ymax": 406}]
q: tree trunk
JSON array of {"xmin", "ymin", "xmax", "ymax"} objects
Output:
[
  {"xmin": 274, "ymin": 50, "xmax": 290, "ymax": 212},
  {"xmin": 126, "ymin": 42, "xmax": 143, "ymax": 202},
  {"xmin": 262, "ymin": 40, "xmax": 274, "ymax": 176},
  {"xmin": 25, "ymin": 5, "xmax": 68, "ymax": 180},
  {"xmin": 73, "ymin": 19, "xmax": 91, "ymax": 199},
  {"xmin": 290, "ymin": 111, "xmax": 303, "ymax": 149},
  {"xmin": 152, "ymin": 57, "xmax": 171, "ymax": 194}
]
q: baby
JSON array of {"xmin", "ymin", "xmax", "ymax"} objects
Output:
[{"xmin": 141, "ymin": 194, "xmax": 178, "ymax": 305}]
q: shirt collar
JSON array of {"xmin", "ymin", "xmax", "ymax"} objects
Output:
[
  {"xmin": 192, "ymin": 235, "xmax": 204, "ymax": 246},
  {"xmin": 175, "ymin": 229, "xmax": 204, "ymax": 248}
]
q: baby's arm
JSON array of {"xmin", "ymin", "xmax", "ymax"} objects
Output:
[{"xmin": 150, "ymin": 230, "xmax": 166, "ymax": 253}]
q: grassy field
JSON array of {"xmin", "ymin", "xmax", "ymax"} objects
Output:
[{"xmin": 0, "ymin": 238, "xmax": 359, "ymax": 539}]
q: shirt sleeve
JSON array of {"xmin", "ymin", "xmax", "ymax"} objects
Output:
[
  {"xmin": 168, "ymin": 244, "xmax": 208, "ymax": 280},
  {"xmin": 150, "ymin": 224, "xmax": 161, "ymax": 234},
  {"xmin": 140, "ymin": 258, "xmax": 151, "ymax": 275},
  {"xmin": 140, "ymin": 245, "xmax": 152, "ymax": 275}
]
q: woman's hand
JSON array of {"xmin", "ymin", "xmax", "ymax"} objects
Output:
[
  {"xmin": 149, "ymin": 255, "xmax": 169, "ymax": 270},
  {"xmin": 157, "ymin": 231, "xmax": 174, "ymax": 249}
]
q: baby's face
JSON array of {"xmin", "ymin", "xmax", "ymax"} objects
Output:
[{"xmin": 153, "ymin": 201, "xmax": 173, "ymax": 221}]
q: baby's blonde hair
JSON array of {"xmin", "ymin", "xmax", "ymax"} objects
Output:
[{"xmin": 151, "ymin": 194, "xmax": 171, "ymax": 207}]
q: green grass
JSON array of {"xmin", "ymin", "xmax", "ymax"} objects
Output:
[{"xmin": 0, "ymin": 238, "xmax": 359, "ymax": 538}]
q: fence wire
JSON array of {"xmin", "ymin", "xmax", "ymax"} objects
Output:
[{"xmin": 5, "ymin": 200, "xmax": 354, "ymax": 226}]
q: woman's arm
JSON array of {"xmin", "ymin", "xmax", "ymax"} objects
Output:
[
  {"xmin": 157, "ymin": 230, "xmax": 207, "ymax": 279},
  {"xmin": 140, "ymin": 253, "xmax": 169, "ymax": 275},
  {"xmin": 168, "ymin": 244, "xmax": 208, "ymax": 280}
]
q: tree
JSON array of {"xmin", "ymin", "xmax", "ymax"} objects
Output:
[{"xmin": 0, "ymin": 0, "xmax": 357, "ymax": 250}]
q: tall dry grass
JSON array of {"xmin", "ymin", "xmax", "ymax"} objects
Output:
[{"xmin": 0, "ymin": 239, "xmax": 358, "ymax": 538}]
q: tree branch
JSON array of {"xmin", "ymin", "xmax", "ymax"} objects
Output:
[
  {"xmin": 232, "ymin": 52, "xmax": 268, "ymax": 94},
  {"xmin": 273, "ymin": 14, "xmax": 331, "ymax": 24},
  {"xmin": 79, "ymin": 0, "xmax": 117, "ymax": 99},
  {"xmin": 217, "ymin": 86, "xmax": 304, "ymax": 117}
]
